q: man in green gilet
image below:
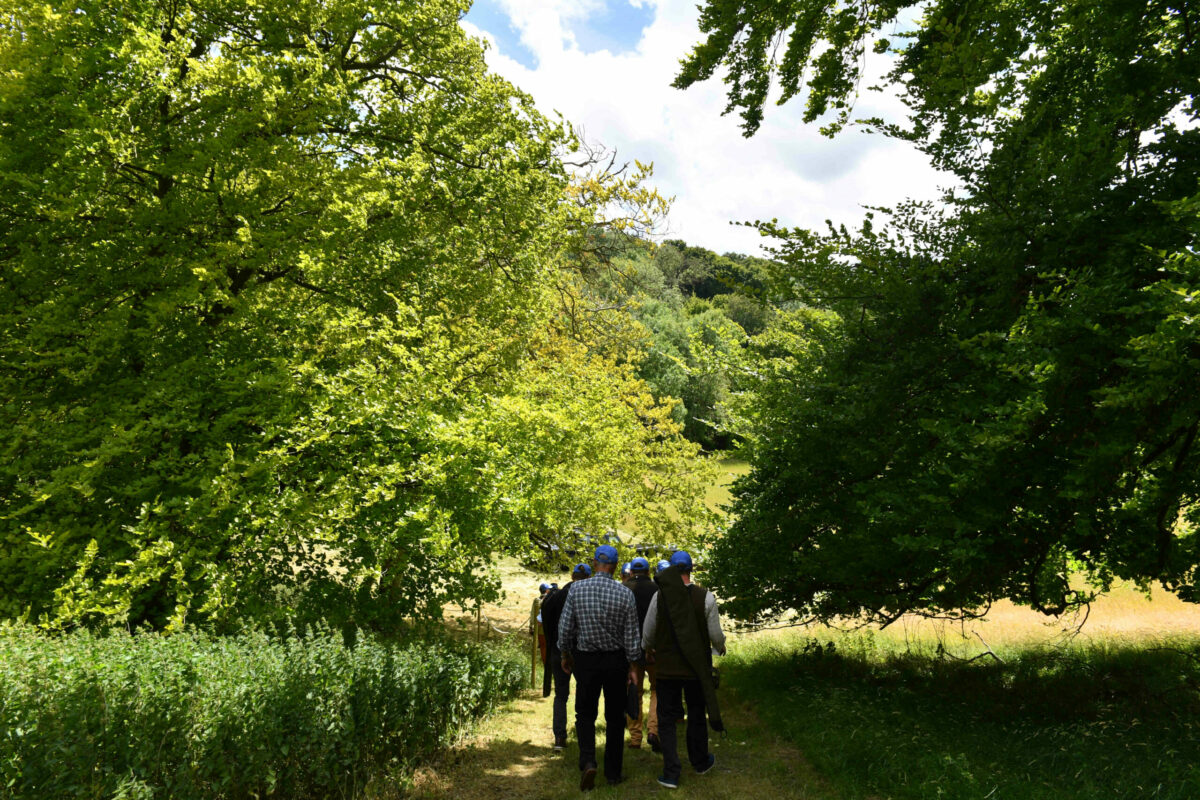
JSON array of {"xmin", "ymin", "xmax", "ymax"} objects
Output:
[{"xmin": 641, "ymin": 550, "xmax": 726, "ymax": 790}]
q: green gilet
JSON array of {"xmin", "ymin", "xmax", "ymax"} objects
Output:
[{"xmin": 653, "ymin": 582, "xmax": 711, "ymax": 679}]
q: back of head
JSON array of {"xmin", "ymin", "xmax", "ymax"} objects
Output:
[
  {"xmin": 572, "ymin": 562, "xmax": 592, "ymax": 579},
  {"xmin": 593, "ymin": 544, "xmax": 619, "ymax": 569},
  {"xmin": 669, "ymin": 550, "xmax": 693, "ymax": 574}
]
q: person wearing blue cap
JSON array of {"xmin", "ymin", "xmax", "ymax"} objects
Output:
[
  {"xmin": 533, "ymin": 582, "xmax": 555, "ymax": 697},
  {"xmin": 642, "ymin": 550, "xmax": 726, "ymax": 790},
  {"xmin": 623, "ymin": 556, "xmax": 660, "ymax": 751},
  {"xmin": 558, "ymin": 543, "xmax": 644, "ymax": 790},
  {"xmin": 541, "ymin": 563, "xmax": 591, "ymax": 752},
  {"xmin": 656, "ymin": 559, "xmax": 670, "ymax": 575}
]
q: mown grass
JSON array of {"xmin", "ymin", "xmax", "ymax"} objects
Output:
[
  {"xmin": 408, "ymin": 682, "xmax": 837, "ymax": 800},
  {"xmin": 725, "ymin": 631, "xmax": 1200, "ymax": 800}
]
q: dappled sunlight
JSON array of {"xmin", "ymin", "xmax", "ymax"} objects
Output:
[{"xmin": 408, "ymin": 690, "xmax": 835, "ymax": 800}]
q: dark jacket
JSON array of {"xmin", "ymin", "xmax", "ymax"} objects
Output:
[
  {"xmin": 540, "ymin": 581, "xmax": 572, "ymax": 650},
  {"xmin": 624, "ymin": 573, "xmax": 658, "ymax": 628}
]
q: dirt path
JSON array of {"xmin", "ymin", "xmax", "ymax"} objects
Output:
[{"xmin": 407, "ymin": 683, "xmax": 838, "ymax": 800}]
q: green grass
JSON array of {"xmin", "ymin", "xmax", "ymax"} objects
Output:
[
  {"xmin": 725, "ymin": 632, "xmax": 1200, "ymax": 800},
  {"xmin": 704, "ymin": 456, "xmax": 749, "ymax": 511}
]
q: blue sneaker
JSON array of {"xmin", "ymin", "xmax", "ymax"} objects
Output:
[
  {"xmin": 695, "ymin": 754, "xmax": 716, "ymax": 775},
  {"xmin": 657, "ymin": 775, "xmax": 679, "ymax": 789}
]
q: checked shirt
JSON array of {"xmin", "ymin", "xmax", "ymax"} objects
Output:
[{"xmin": 557, "ymin": 573, "xmax": 644, "ymax": 664}]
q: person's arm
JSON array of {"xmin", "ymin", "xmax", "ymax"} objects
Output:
[
  {"xmin": 622, "ymin": 591, "xmax": 644, "ymax": 666},
  {"xmin": 705, "ymin": 591, "xmax": 726, "ymax": 655},
  {"xmin": 622, "ymin": 590, "xmax": 644, "ymax": 684},
  {"xmin": 542, "ymin": 590, "xmax": 563, "ymax": 649},
  {"xmin": 641, "ymin": 592, "xmax": 658, "ymax": 651},
  {"xmin": 558, "ymin": 589, "xmax": 577, "ymax": 666}
]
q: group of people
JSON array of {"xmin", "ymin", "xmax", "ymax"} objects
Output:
[{"xmin": 534, "ymin": 544, "xmax": 726, "ymax": 791}]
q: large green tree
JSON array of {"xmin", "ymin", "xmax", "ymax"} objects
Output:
[
  {"xmin": 0, "ymin": 0, "xmax": 709, "ymax": 630},
  {"xmin": 677, "ymin": 1, "xmax": 1200, "ymax": 622}
]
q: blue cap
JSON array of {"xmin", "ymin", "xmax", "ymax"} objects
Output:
[
  {"xmin": 621, "ymin": 561, "xmax": 632, "ymax": 575},
  {"xmin": 669, "ymin": 550, "xmax": 693, "ymax": 571},
  {"xmin": 539, "ymin": 582, "xmax": 551, "ymax": 592},
  {"xmin": 631, "ymin": 557, "xmax": 650, "ymax": 572},
  {"xmin": 656, "ymin": 559, "xmax": 670, "ymax": 572},
  {"xmin": 594, "ymin": 544, "xmax": 619, "ymax": 565},
  {"xmin": 573, "ymin": 563, "xmax": 592, "ymax": 578}
]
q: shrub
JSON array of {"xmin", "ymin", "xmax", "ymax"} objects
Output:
[{"xmin": 0, "ymin": 623, "xmax": 524, "ymax": 799}]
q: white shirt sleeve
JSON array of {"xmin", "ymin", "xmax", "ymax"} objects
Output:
[
  {"xmin": 705, "ymin": 591, "xmax": 726, "ymax": 655},
  {"xmin": 642, "ymin": 592, "xmax": 659, "ymax": 651}
]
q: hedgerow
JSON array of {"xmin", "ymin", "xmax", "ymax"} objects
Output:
[{"xmin": 0, "ymin": 623, "xmax": 524, "ymax": 799}]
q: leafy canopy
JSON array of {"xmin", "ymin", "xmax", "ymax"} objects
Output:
[
  {"xmin": 677, "ymin": 1, "xmax": 1200, "ymax": 623},
  {"xmin": 0, "ymin": 0, "xmax": 711, "ymax": 630}
]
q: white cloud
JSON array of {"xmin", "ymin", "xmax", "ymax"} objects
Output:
[{"xmin": 463, "ymin": 0, "xmax": 950, "ymax": 255}]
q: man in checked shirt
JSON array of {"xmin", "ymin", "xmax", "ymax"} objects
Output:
[{"xmin": 558, "ymin": 543, "xmax": 643, "ymax": 791}]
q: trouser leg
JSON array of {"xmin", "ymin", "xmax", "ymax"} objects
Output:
[
  {"xmin": 601, "ymin": 665, "xmax": 627, "ymax": 782},
  {"xmin": 549, "ymin": 645, "xmax": 570, "ymax": 741},
  {"xmin": 656, "ymin": 677, "xmax": 685, "ymax": 783},
  {"xmin": 574, "ymin": 664, "xmax": 602, "ymax": 770},
  {"xmin": 647, "ymin": 665, "xmax": 658, "ymax": 737},
  {"xmin": 625, "ymin": 667, "xmax": 644, "ymax": 745},
  {"xmin": 682, "ymin": 678, "xmax": 709, "ymax": 769}
]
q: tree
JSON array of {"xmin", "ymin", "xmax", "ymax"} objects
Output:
[
  {"xmin": 0, "ymin": 0, "xmax": 710, "ymax": 630},
  {"xmin": 676, "ymin": 1, "xmax": 1200, "ymax": 622}
]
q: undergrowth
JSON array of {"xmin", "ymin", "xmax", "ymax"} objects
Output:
[
  {"xmin": 0, "ymin": 623, "xmax": 524, "ymax": 799},
  {"xmin": 725, "ymin": 632, "xmax": 1200, "ymax": 800}
]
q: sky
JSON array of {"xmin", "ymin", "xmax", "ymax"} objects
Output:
[{"xmin": 460, "ymin": 0, "xmax": 950, "ymax": 257}]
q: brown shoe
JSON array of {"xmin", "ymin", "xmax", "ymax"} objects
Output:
[
  {"xmin": 648, "ymin": 733, "xmax": 661, "ymax": 753},
  {"xmin": 580, "ymin": 763, "xmax": 597, "ymax": 791}
]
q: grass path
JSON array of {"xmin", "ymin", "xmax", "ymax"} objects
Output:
[{"xmin": 407, "ymin": 683, "xmax": 838, "ymax": 800}]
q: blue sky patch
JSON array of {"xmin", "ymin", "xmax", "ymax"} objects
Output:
[
  {"xmin": 573, "ymin": 2, "xmax": 656, "ymax": 55},
  {"xmin": 464, "ymin": 1, "xmax": 655, "ymax": 69},
  {"xmin": 463, "ymin": 0, "xmax": 539, "ymax": 69}
]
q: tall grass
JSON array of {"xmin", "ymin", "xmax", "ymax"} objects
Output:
[
  {"xmin": 0, "ymin": 623, "xmax": 525, "ymax": 799},
  {"xmin": 725, "ymin": 632, "xmax": 1200, "ymax": 799}
]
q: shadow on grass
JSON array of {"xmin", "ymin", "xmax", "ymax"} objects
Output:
[
  {"xmin": 406, "ymin": 689, "xmax": 839, "ymax": 800},
  {"xmin": 726, "ymin": 636, "xmax": 1200, "ymax": 800}
]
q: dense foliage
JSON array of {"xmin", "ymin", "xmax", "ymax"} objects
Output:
[
  {"xmin": 678, "ymin": 1, "xmax": 1200, "ymax": 622},
  {"xmin": 0, "ymin": 623, "xmax": 524, "ymax": 799},
  {"xmin": 579, "ymin": 237, "xmax": 775, "ymax": 450},
  {"xmin": 0, "ymin": 0, "xmax": 711, "ymax": 631}
]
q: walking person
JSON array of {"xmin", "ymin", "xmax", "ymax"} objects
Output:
[
  {"xmin": 541, "ymin": 564, "xmax": 590, "ymax": 751},
  {"xmin": 642, "ymin": 550, "xmax": 726, "ymax": 790},
  {"xmin": 533, "ymin": 582, "xmax": 554, "ymax": 696},
  {"xmin": 622, "ymin": 556, "xmax": 660, "ymax": 750},
  {"xmin": 558, "ymin": 544, "xmax": 644, "ymax": 791}
]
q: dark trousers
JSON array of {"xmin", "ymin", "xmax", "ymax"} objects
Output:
[
  {"xmin": 548, "ymin": 645, "xmax": 571, "ymax": 741},
  {"xmin": 573, "ymin": 649, "xmax": 628, "ymax": 781},
  {"xmin": 656, "ymin": 677, "xmax": 709, "ymax": 783}
]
